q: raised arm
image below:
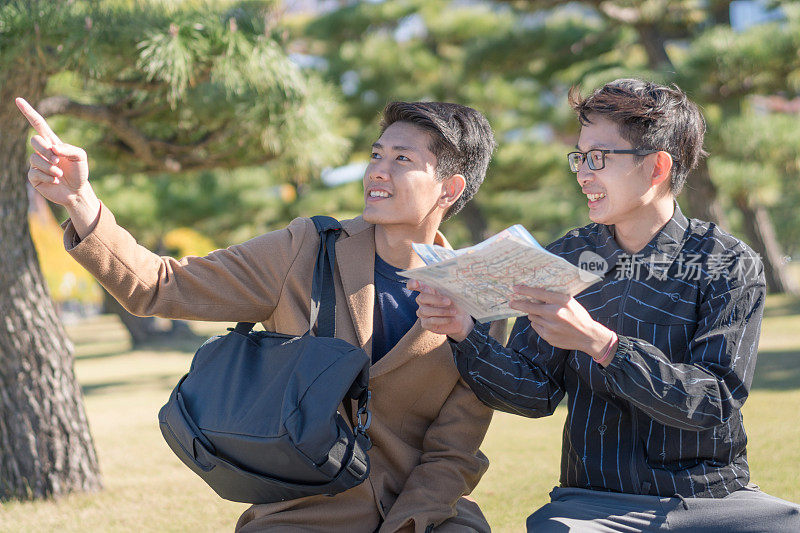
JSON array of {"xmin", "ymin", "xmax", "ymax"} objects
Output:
[{"xmin": 16, "ymin": 97, "xmax": 311, "ymax": 324}]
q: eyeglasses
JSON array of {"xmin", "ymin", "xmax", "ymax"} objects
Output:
[{"xmin": 567, "ymin": 148, "xmax": 659, "ymax": 172}]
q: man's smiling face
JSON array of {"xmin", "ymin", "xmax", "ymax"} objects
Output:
[
  {"xmin": 362, "ymin": 121, "xmax": 447, "ymax": 230},
  {"xmin": 575, "ymin": 114, "xmax": 659, "ymax": 228}
]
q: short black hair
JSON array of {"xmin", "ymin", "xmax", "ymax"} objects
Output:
[
  {"xmin": 569, "ymin": 78, "xmax": 707, "ymax": 195},
  {"xmin": 380, "ymin": 101, "xmax": 496, "ymax": 220}
]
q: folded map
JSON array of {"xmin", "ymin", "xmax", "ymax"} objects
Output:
[{"xmin": 399, "ymin": 225, "xmax": 602, "ymax": 322}]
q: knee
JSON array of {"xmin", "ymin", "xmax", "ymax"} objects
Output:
[
  {"xmin": 526, "ymin": 504, "xmax": 571, "ymax": 533},
  {"xmin": 435, "ymin": 497, "xmax": 490, "ymax": 532},
  {"xmin": 778, "ymin": 501, "xmax": 800, "ymax": 530},
  {"xmin": 235, "ymin": 507, "xmax": 256, "ymax": 532}
]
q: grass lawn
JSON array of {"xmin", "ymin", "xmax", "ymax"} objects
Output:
[{"xmin": 2, "ymin": 295, "xmax": 799, "ymax": 532}]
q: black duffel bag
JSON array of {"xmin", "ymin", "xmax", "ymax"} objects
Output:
[{"xmin": 158, "ymin": 216, "xmax": 372, "ymax": 504}]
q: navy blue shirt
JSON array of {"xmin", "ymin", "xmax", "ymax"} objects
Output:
[
  {"xmin": 451, "ymin": 205, "xmax": 766, "ymax": 498},
  {"xmin": 372, "ymin": 254, "xmax": 419, "ymax": 363}
]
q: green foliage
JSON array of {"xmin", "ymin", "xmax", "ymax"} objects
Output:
[
  {"xmin": 92, "ymin": 166, "xmax": 283, "ymax": 247},
  {"xmin": 674, "ymin": 9, "xmax": 800, "ymax": 253},
  {"xmin": 5, "ymin": 0, "xmax": 348, "ymax": 171},
  {"xmin": 470, "ymin": 0, "xmax": 800, "ymax": 254},
  {"xmin": 709, "ymin": 111, "xmax": 800, "ymax": 252},
  {"xmin": 683, "ymin": 23, "xmax": 800, "ymax": 101},
  {"xmin": 293, "ymin": 0, "xmax": 793, "ymax": 250},
  {"xmin": 466, "ymin": 11, "xmax": 634, "ymax": 84},
  {"xmin": 5, "ymin": 0, "xmax": 352, "ymax": 261},
  {"xmin": 297, "ymin": 1, "xmax": 596, "ymax": 243},
  {"xmin": 8, "ymin": 0, "xmax": 800, "ymax": 257}
]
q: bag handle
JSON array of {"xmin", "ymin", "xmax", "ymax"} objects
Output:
[{"xmin": 309, "ymin": 216, "xmax": 341, "ymax": 337}]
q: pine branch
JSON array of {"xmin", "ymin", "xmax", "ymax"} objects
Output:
[
  {"xmin": 37, "ymin": 96, "xmax": 166, "ymax": 168},
  {"xmin": 35, "ymin": 96, "xmax": 261, "ymax": 173}
]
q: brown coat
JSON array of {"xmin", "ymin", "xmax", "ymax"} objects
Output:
[{"xmin": 64, "ymin": 205, "xmax": 502, "ymax": 533}]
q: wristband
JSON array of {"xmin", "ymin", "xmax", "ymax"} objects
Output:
[{"xmin": 594, "ymin": 332, "xmax": 618, "ymax": 366}]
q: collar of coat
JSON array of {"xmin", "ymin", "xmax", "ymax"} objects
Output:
[{"xmin": 335, "ymin": 216, "xmax": 452, "ymax": 375}]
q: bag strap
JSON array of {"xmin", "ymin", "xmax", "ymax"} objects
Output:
[
  {"xmin": 309, "ymin": 217, "xmax": 372, "ymax": 447},
  {"xmin": 228, "ymin": 216, "xmax": 341, "ymax": 338},
  {"xmin": 309, "ymin": 215, "xmax": 342, "ymax": 337}
]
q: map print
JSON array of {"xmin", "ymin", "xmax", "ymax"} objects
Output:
[{"xmin": 400, "ymin": 225, "xmax": 602, "ymax": 322}]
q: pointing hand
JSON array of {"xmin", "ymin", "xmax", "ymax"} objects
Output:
[{"xmin": 16, "ymin": 97, "xmax": 100, "ymax": 237}]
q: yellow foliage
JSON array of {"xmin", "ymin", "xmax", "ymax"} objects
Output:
[
  {"xmin": 28, "ymin": 212, "xmax": 102, "ymax": 304},
  {"xmin": 279, "ymin": 183, "xmax": 297, "ymax": 203},
  {"xmin": 162, "ymin": 227, "xmax": 218, "ymax": 257}
]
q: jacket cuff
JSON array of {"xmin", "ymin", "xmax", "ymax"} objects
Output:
[
  {"xmin": 598, "ymin": 334, "xmax": 635, "ymax": 371},
  {"xmin": 62, "ymin": 201, "xmax": 112, "ymax": 251},
  {"xmin": 448, "ymin": 320, "xmax": 491, "ymax": 358}
]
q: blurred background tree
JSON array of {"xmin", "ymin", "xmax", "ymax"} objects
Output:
[
  {"xmin": 292, "ymin": 0, "xmax": 581, "ymax": 245},
  {"xmin": 461, "ymin": 0, "xmax": 800, "ymax": 292},
  {"xmin": 0, "ymin": 0, "xmax": 345, "ymax": 501},
  {"xmin": 293, "ymin": 0, "xmax": 799, "ymax": 292}
]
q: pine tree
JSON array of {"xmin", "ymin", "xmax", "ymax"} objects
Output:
[
  {"xmin": 468, "ymin": 0, "xmax": 800, "ymax": 293},
  {"xmin": 0, "ymin": 0, "xmax": 345, "ymax": 500},
  {"xmin": 297, "ymin": 0, "xmax": 584, "ymax": 245}
]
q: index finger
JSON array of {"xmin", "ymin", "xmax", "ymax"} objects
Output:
[
  {"xmin": 15, "ymin": 98, "xmax": 62, "ymax": 144},
  {"xmin": 415, "ymin": 291, "xmax": 452, "ymax": 308},
  {"xmin": 406, "ymin": 279, "xmax": 437, "ymax": 294}
]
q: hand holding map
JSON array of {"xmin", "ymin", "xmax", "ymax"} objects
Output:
[{"xmin": 400, "ymin": 225, "xmax": 602, "ymax": 322}]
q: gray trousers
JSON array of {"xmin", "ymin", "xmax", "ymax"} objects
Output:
[{"xmin": 526, "ymin": 485, "xmax": 800, "ymax": 532}]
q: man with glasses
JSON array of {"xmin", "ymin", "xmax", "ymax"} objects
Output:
[{"xmin": 413, "ymin": 78, "xmax": 800, "ymax": 531}]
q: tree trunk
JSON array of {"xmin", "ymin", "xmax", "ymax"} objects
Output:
[
  {"xmin": 708, "ymin": 0, "xmax": 734, "ymax": 25},
  {"xmin": 734, "ymin": 194, "xmax": 800, "ymax": 295},
  {"xmin": 683, "ymin": 159, "xmax": 729, "ymax": 227},
  {"xmin": 101, "ymin": 289, "xmax": 196, "ymax": 347},
  {"xmin": 636, "ymin": 23, "xmax": 672, "ymax": 70},
  {"xmin": 630, "ymin": 23, "xmax": 729, "ymax": 228},
  {"xmin": 459, "ymin": 200, "xmax": 491, "ymax": 244},
  {"xmin": 630, "ymin": 13, "xmax": 797, "ymax": 294},
  {"xmin": 0, "ymin": 68, "xmax": 102, "ymax": 500}
]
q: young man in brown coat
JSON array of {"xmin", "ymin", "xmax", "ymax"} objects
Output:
[{"xmin": 17, "ymin": 97, "xmax": 503, "ymax": 532}]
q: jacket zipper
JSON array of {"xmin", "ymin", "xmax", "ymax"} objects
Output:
[{"xmin": 617, "ymin": 275, "xmax": 642, "ymax": 493}]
